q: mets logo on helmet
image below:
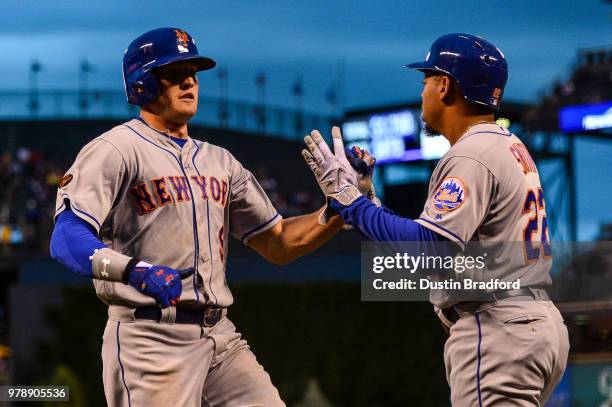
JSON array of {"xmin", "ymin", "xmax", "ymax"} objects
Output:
[
  {"xmin": 433, "ymin": 177, "xmax": 467, "ymax": 211},
  {"xmin": 175, "ymin": 30, "xmax": 190, "ymax": 53}
]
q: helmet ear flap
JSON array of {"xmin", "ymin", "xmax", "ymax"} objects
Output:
[
  {"xmin": 129, "ymin": 71, "xmax": 160, "ymax": 106},
  {"xmin": 134, "ymin": 81, "xmax": 146, "ymax": 95}
]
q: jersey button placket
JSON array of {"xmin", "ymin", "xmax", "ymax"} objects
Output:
[
  {"xmin": 182, "ymin": 155, "xmax": 191, "ymax": 171},
  {"xmin": 179, "ymin": 147, "xmax": 208, "ymax": 300},
  {"xmin": 180, "ymin": 149, "xmax": 191, "ymax": 172},
  {"xmin": 185, "ymin": 148, "xmax": 212, "ymax": 297}
]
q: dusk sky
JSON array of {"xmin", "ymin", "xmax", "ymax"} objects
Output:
[
  {"xmin": 1, "ymin": 0, "xmax": 611, "ymax": 239},
  {"xmin": 2, "ymin": 0, "xmax": 610, "ymax": 110}
]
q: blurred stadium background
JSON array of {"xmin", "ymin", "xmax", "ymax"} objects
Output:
[{"xmin": 0, "ymin": 4, "xmax": 611, "ymax": 406}]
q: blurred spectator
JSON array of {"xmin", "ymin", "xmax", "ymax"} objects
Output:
[
  {"xmin": 0, "ymin": 147, "xmax": 68, "ymax": 253},
  {"xmin": 254, "ymin": 166, "xmax": 322, "ymax": 217}
]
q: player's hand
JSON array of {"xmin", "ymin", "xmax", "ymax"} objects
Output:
[
  {"xmin": 344, "ymin": 146, "xmax": 380, "ymax": 206},
  {"xmin": 302, "ymin": 127, "xmax": 361, "ymax": 207},
  {"xmin": 127, "ymin": 265, "xmax": 182, "ymax": 308}
]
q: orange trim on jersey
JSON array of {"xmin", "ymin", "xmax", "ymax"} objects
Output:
[
  {"xmin": 151, "ymin": 177, "xmax": 174, "ymax": 207},
  {"xmin": 510, "ymin": 144, "xmax": 527, "ymax": 174},
  {"xmin": 168, "ymin": 176, "xmax": 191, "ymax": 202},
  {"xmin": 190, "ymin": 176, "xmax": 208, "ymax": 200},
  {"xmin": 537, "ymin": 187, "xmax": 552, "ymax": 259},
  {"xmin": 129, "ymin": 182, "xmax": 158, "ymax": 216},
  {"xmin": 522, "ymin": 189, "xmax": 539, "ymax": 264},
  {"xmin": 210, "ymin": 177, "xmax": 221, "ymax": 202},
  {"xmin": 221, "ymin": 180, "xmax": 228, "ymax": 207},
  {"xmin": 537, "ymin": 187, "xmax": 545, "ymax": 210},
  {"xmin": 523, "ymin": 187, "xmax": 554, "ymax": 263},
  {"xmin": 510, "ymin": 143, "xmax": 538, "ymax": 175}
]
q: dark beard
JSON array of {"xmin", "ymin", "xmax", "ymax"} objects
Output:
[{"xmin": 423, "ymin": 123, "xmax": 440, "ymax": 138}]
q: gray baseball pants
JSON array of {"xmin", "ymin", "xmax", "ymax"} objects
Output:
[
  {"xmin": 440, "ymin": 299, "xmax": 569, "ymax": 406},
  {"xmin": 101, "ymin": 305, "xmax": 285, "ymax": 407}
]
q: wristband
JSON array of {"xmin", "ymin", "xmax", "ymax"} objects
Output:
[{"xmin": 90, "ymin": 248, "xmax": 133, "ymax": 282}]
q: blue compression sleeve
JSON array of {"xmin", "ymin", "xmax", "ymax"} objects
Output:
[
  {"xmin": 330, "ymin": 196, "xmax": 447, "ymax": 242},
  {"xmin": 50, "ymin": 210, "xmax": 106, "ymax": 277},
  {"xmin": 329, "ymin": 196, "xmax": 463, "ymax": 259}
]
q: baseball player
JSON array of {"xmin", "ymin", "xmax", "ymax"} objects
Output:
[
  {"xmin": 49, "ymin": 27, "xmax": 373, "ymax": 407},
  {"xmin": 303, "ymin": 34, "xmax": 569, "ymax": 406}
]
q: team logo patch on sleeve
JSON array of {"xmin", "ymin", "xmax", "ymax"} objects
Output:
[{"xmin": 433, "ymin": 177, "xmax": 466, "ymax": 211}]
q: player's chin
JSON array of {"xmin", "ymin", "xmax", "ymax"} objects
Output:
[{"xmin": 174, "ymin": 101, "xmax": 198, "ymax": 119}]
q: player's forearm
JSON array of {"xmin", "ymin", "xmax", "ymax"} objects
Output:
[
  {"xmin": 249, "ymin": 207, "xmax": 344, "ymax": 265},
  {"xmin": 280, "ymin": 209, "xmax": 345, "ymax": 260}
]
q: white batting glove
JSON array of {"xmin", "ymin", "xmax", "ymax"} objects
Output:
[{"xmin": 302, "ymin": 127, "xmax": 369, "ymax": 225}]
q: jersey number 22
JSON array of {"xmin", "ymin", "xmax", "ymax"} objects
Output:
[{"xmin": 522, "ymin": 187, "xmax": 552, "ymax": 262}]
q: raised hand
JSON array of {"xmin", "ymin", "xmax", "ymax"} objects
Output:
[{"xmin": 302, "ymin": 127, "xmax": 362, "ymax": 206}]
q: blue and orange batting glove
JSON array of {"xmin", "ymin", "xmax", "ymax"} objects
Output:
[
  {"xmin": 128, "ymin": 265, "xmax": 182, "ymax": 308},
  {"xmin": 345, "ymin": 146, "xmax": 379, "ymax": 205},
  {"xmin": 345, "ymin": 146, "xmax": 375, "ymax": 176}
]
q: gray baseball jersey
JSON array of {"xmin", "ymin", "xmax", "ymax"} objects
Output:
[
  {"xmin": 415, "ymin": 123, "xmax": 552, "ymax": 307},
  {"xmin": 55, "ymin": 118, "xmax": 280, "ymax": 308}
]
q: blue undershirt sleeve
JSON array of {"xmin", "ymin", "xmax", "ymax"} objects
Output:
[
  {"xmin": 50, "ymin": 210, "xmax": 106, "ymax": 277},
  {"xmin": 330, "ymin": 196, "xmax": 456, "ymax": 256}
]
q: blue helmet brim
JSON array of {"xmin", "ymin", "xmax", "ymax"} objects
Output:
[
  {"xmin": 151, "ymin": 55, "xmax": 216, "ymax": 72},
  {"xmin": 404, "ymin": 61, "xmax": 433, "ymax": 70},
  {"xmin": 403, "ymin": 62, "xmax": 454, "ymax": 79}
]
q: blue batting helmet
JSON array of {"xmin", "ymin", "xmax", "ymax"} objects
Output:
[
  {"xmin": 405, "ymin": 33, "xmax": 508, "ymax": 110},
  {"xmin": 122, "ymin": 27, "xmax": 216, "ymax": 106}
]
